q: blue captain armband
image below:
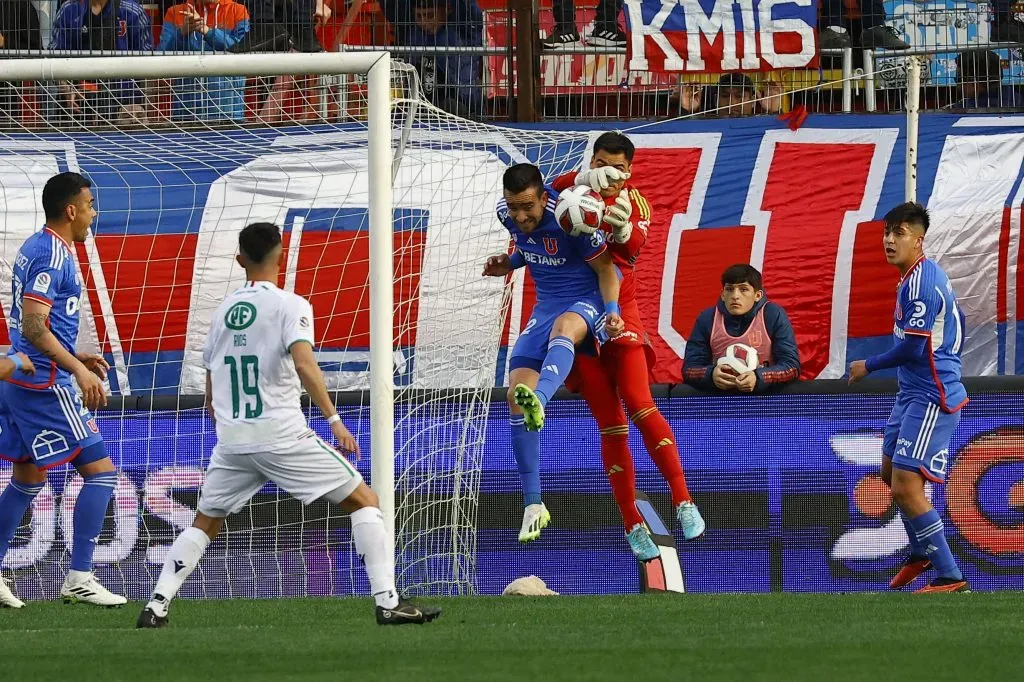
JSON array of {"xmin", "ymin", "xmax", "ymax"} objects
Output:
[{"xmin": 509, "ymin": 251, "xmax": 526, "ymax": 269}]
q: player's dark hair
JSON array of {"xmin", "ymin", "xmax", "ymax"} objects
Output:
[
  {"xmin": 721, "ymin": 264, "xmax": 763, "ymax": 291},
  {"xmin": 42, "ymin": 172, "xmax": 92, "ymax": 221},
  {"xmin": 502, "ymin": 163, "xmax": 545, "ymax": 197},
  {"xmin": 883, "ymin": 202, "xmax": 930, "ymax": 234},
  {"xmin": 239, "ymin": 222, "xmax": 282, "ymax": 265},
  {"xmin": 593, "ymin": 131, "xmax": 635, "ymax": 162}
]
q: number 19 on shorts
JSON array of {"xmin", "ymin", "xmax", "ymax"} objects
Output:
[{"xmin": 225, "ymin": 355, "xmax": 262, "ymax": 418}]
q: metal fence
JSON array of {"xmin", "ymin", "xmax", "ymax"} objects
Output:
[{"xmin": 2, "ymin": 0, "xmax": 1024, "ymax": 124}]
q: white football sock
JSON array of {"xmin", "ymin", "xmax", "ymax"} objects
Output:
[
  {"xmin": 351, "ymin": 506, "xmax": 399, "ymax": 609},
  {"xmin": 147, "ymin": 527, "xmax": 211, "ymax": 616}
]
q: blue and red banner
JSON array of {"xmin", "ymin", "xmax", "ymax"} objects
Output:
[
  {"xmin": 623, "ymin": 0, "xmax": 819, "ymax": 73},
  {"xmin": 1, "ymin": 114, "xmax": 1023, "ymax": 396}
]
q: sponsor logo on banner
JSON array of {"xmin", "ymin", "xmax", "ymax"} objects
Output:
[{"xmin": 623, "ymin": 0, "xmax": 819, "ymax": 73}]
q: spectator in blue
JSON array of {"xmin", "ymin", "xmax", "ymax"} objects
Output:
[
  {"xmin": 953, "ymin": 50, "xmax": 1022, "ymax": 110},
  {"xmin": 158, "ymin": 0, "xmax": 251, "ymax": 122},
  {"xmin": 404, "ymin": 0, "xmax": 482, "ymax": 119},
  {"xmin": 382, "ymin": 0, "xmax": 482, "ymax": 48},
  {"xmin": 50, "ymin": 0, "xmax": 153, "ymax": 122}
]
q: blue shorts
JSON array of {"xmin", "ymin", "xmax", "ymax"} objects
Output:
[
  {"xmin": 509, "ymin": 296, "xmax": 605, "ymax": 372},
  {"xmin": 0, "ymin": 381, "xmax": 104, "ymax": 470},
  {"xmin": 883, "ymin": 395, "xmax": 961, "ymax": 484}
]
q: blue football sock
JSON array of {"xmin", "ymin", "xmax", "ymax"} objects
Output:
[
  {"xmin": 71, "ymin": 471, "xmax": 117, "ymax": 572},
  {"xmin": 909, "ymin": 509, "xmax": 962, "ymax": 581},
  {"xmin": 900, "ymin": 512, "xmax": 927, "ymax": 558},
  {"xmin": 510, "ymin": 416, "xmax": 542, "ymax": 506},
  {"xmin": 534, "ymin": 335, "xmax": 576, "ymax": 406},
  {"xmin": 0, "ymin": 479, "xmax": 44, "ymax": 562}
]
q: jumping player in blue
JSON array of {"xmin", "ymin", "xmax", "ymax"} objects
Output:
[
  {"xmin": 849, "ymin": 202, "xmax": 970, "ymax": 594},
  {"xmin": 484, "ymin": 163, "xmax": 624, "ymax": 542},
  {"xmin": 0, "ymin": 172, "xmax": 127, "ymax": 608}
]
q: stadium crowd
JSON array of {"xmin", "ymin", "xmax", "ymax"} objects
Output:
[{"xmin": 0, "ymin": 1, "xmax": 1022, "ymax": 124}]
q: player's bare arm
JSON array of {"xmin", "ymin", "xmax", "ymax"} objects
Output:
[
  {"xmin": 587, "ymin": 252, "xmax": 624, "ymax": 336},
  {"xmin": 0, "ymin": 352, "xmax": 35, "ymax": 380},
  {"xmin": 848, "ymin": 360, "xmax": 869, "ymax": 384},
  {"xmin": 291, "ymin": 341, "xmax": 359, "ymax": 457},
  {"xmin": 22, "ymin": 298, "xmax": 106, "ymax": 409},
  {"xmin": 205, "ymin": 370, "xmax": 216, "ymax": 425},
  {"xmin": 483, "ymin": 253, "xmax": 512, "ymax": 277},
  {"xmin": 77, "ymin": 352, "xmax": 110, "ymax": 379}
]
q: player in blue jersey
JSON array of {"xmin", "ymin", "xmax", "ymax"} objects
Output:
[
  {"xmin": 0, "ymin": 172, "xmax": 127, "ymax": 609},
  {"xmin": 483, "ymin": 163, "xmax": 623, "ymax": 542},
  {"xmin": 849, "ymin": 202, "xmax": 970, "ymax": 594}
]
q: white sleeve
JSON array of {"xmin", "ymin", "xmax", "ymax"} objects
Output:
[
  {"xmin": 283, "ymin": 297, "xmax": 315, "ymax": 352},
  {"xmin": 202, "ymin": 323, "xmax": 216, "ymax": 369}
]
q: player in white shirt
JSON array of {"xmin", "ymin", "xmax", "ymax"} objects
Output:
[{"xmin": 137, "ymin": 222, "xmax": 440, "ymax": 627}]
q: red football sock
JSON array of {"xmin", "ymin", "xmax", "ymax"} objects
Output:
[
  {"xmin": 633, "ymin": 408, "xmax": 691, "ymax": 506},
  {"xmin": 612, "ymin": 346, "xmax": 692, "ymax": 506},
  {"xmin": 574, "ymin": 354, "xmax": 643, "ymax": 530},
  {"xmin": 600, "ymin": 428, "xmax": 643, "ymax": 530}
]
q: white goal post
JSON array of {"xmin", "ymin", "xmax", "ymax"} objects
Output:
[{"xmin": 0, "ymin": 53, "xmax": 399, "ymax": 538}]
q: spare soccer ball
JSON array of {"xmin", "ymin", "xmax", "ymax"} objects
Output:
[
  {"xmin": 555, "ymin": 185, "xmax": 604, "ymax": 235},
  {"xmin": 716, "ymin": 343, "xmax": 759, "ymax": 374}
]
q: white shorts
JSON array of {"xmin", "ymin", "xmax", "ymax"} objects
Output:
[{"xmin": 198, "ymin": 433, "xmax": 363, "ymax": 518}]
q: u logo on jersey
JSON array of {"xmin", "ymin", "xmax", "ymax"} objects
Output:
[{"xmin": 543, "ymin": 237, "xmax": 559, "ymax": 255}]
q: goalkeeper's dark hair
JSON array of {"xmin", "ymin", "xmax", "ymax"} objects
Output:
[
  {"xmin": 883, "ymin": 202, "xmax": 930, "ymax": 234},
  {"xmin": 239, "ymin": 222, "xmax": 282, "ymax": 265},
  {"xmin": 503, "ymin": 163, "xmax": 545, "ymax": 196},
  {"xmin": 721, "ymin": 264, "xmax": 763, "ymax": 291},
  {"xmin": 593, "ymin": 131, "xmax": 635, "ymax": 162},
  {"xmin": 42, "ymin": 172, "xmax": 92, "ymax": 220}
]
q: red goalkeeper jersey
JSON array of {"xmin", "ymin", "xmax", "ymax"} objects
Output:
[{"xmin": 550, "ymin": 172, "xmax": 651, "ymax": 305}]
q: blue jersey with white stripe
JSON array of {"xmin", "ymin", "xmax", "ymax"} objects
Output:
[
  {"xmin": 893, "ymin": 257, "xmax": 968, "ymax": 412},
  {"xmin": 8, "ymin": 228, "xmax": 82, "ymax": 388},
  {"xmin": 496, "ymin": 185, "xmax": 607, "ymax": 304}
]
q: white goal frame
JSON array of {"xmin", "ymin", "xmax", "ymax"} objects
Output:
[{"xmin": 0, "ymin": 52, "xmax": 399, "ymax": 536}]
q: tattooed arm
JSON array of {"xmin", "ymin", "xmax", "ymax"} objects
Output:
[{"xmin": 22, "ymin": 299, "xmax": 106, "ymax": 409}]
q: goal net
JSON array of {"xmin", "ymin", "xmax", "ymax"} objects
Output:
[{"xmin": 0, "ymin": 53, "xmax": 589, "ymax": 599}]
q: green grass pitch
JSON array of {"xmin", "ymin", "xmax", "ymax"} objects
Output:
[{"xmin": 2, "ymin": 593, "xmax": 1021, "ymax": 681}]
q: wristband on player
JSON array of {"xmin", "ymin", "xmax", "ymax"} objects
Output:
[
  {"xmin": 10, "ymin": 355, "xmax": 23, "ymax": 372},
  {"xmin": 327, "ymin": 414, "xmax": 342, "ymax": 425},
  {"xmin": 605, "ymin": 302, "xmax": 621, "ymax": 317},
  {"xmin": 508, "ymin": 250, "xmax": 526, "ymax": 270}
]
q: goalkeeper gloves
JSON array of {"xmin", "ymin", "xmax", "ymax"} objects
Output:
[
  {"xmin": 602, "ymin": 189, "xmax": 633, "ymax": 244},
  {"xmin": 574, "ymin": 166, "xmax": 630, "ymax": 193}
]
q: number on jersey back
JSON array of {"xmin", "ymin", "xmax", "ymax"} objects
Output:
[{"xmin": 203, "ymin": 281, "xmax": 316, "ymax": 454}]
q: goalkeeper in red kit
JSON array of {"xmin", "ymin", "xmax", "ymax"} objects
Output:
[{"xmin": 550, "ymin": 132, "xmax": 705, "ymax": 561}]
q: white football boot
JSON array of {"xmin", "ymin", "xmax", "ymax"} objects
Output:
[
  {"xmin": 61, "ymin": 571, "xmax": 127, "ymax": 607},
  {"xmin": 518, "ymin": 503, "xmax": 551, "ymax": 543},
  {"xmin": 0, "ymin": 576, "xmax": 25, "ymax": 608}
]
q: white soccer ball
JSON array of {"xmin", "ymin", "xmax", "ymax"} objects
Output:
[
  {"xmin": 716, "ymin": 343, "xmax": 759, "ymax": 374},
  {"xmin": 554, "ymin": 185, "xmax": 604, "ymax": 236}
]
